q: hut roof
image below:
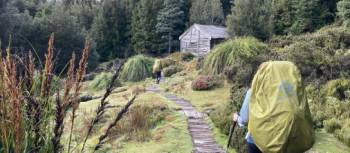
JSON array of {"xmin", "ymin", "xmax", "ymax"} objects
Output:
[{"xmin": 179, "ymin": 24, "xmax": 229, "ymax": 40}]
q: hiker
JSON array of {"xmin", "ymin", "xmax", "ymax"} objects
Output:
[
  {"xmin": 153, "ymin": 59, "xmax": 162, "ymax": 84},
  {"xmin": 232, "ymin": 61, "xmax": 314, "ymax": 153},
  {"xmin": 232, "ymin": 88, "xmax": 261, "ymax": 153}
]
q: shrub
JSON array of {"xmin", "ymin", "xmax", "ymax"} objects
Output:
[
  {"xmin": 160, "ymin": 58, "xmax": 176, "ymax": 68},
  {"xmin": 180, "ymin": 52, "xmax": 195, "ymax": 62},
  {"xmin": 324, "ymin": 118, "xmax": 342, "ymax": 133},
  {"xmin": 270, "ymin": 26, "xmax": 350, "ymax": 83},
  {"xmin": 169, "ymin": 52, "xmax": 195, "ymax": 62},
  {"xmin": 120, "ymin": 55, "xmax": 154, "ymax": 82},
  {"xmin": 324, "ymin": 78, "xmax": 350, "ymax": 100},
  {"xmin": 210, "ymin": 83, "xmax": 249, "ymax": 153},
  {"xmin": 89, "ymin": 72, "xmax": 120, "ymax": 91},
  {"xmin": 191, "ymin": 75, "xmax": 223, "ymax": 91},
  {"xmin": 163, "ymin": 65, "xmax": 183, "ymax": 77},
  {"xmin": 203, "ymin": 37, "xmax": 269, "ymax": 75}
]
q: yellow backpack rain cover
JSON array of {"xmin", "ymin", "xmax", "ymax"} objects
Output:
[
  {"xmin": 248, "ymin": 61, "xmax": 314, "ymax": 153},
  {"xmin": 153, "ymin": 59, "xmax": 162, "ymax": 73}
]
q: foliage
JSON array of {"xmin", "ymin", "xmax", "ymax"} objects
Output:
[
  {"xmin": 189, "ymin": 0, "xmax": 225, "ymax": 25},
  {"xmin": 89, "ymin": 72, "xmax": 121, "ymax": 91},
  {"xmin": 324, "ymin": 118, "xmax": 342, "ymax": 133},
  {"xmin": 324, "ymin": 78, "xmax": 350, "ymax": 100},
  {"xmin": 203, "ymin": 37, "xmax": 269, "ymax": 76},
  {"xmin": 270, "ymin": 26, "xmax": 350, "ymax": 83},
  {"xmin": 191, "ymin": 75, "xmax": 223, "ymax": 91},
  {"xmin": 210, "ymin": 83, "xmax": 249, "ymax": 152},
  {"xmin": 120, "ymin": 55, "xmax": 154, "ymax": 82},
  {"xmin": 90, "ymin": 0, "xmax": 131, "ymax": 61},
  {"xmin": 112, "ymin": 104, "xmax": 168, "ymax": 141},
  {"xmin": 163, "ymin": 65, "xmax": 183, "ymax": 77},
  {"xmin": 338, "ymin": 0, "xmax": 350, "ymax": 26},
  {"xmin": 226, "ymin": 0, "xmax": 273, "ymax": 40},
  {"xmin": 156, "ymin": 0, "xmax": 185, "ymax": 52},
  {"xmin": 131, "ymin": 0, "xmax": 163, "ymax": 54}
]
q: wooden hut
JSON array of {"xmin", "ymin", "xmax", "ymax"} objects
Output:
[{"xmin": 179, "ymin": 24, "xmax": 229, "ymax": 56}]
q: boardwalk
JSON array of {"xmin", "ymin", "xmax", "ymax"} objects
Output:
[{"xmin": 147, "ymin": 84, "xmax": 225, "ymax": 153}]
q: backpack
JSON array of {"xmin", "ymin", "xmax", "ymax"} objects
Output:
[
  {"xmin": 248, "ymin": 61, "xmax": 314, "ymax": 153},
  {"xmin": 153, "ymin": 59, "xmax": 162, "ymax": 73}
]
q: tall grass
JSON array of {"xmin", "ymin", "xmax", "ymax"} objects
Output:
[
  {"xmin": 0, "ymin": 34, "xmax": 138, "ymax": 153},
  {"xmin": 203, "ymin": 37, "xmax": 269, "ymax": 75},
  {"xmin": 120, "ymin": 55, "xmax": 154, "ymax": 82}
]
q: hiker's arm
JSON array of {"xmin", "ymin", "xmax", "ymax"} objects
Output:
[{"xmin": 235, "ymin": 89, "xmax": 252, "ymax": 127}]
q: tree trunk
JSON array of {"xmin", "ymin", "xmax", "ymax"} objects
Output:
[{"xmin": 168, "ymin": 32, "xmax": 172, "ymax": 55}]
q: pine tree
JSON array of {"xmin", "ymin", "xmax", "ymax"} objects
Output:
[
  {"xmin": 290, "ymin": 0, "xmax": 337, "ymax": 34},
  {"xmin": 226, "ymin": 0, "xmax": 273, "ymax": 40},
  {"xmin": 156, "ymin": 0, "xmax": 185, "ymax": 53},
  {"xmin": 221, "ymin": 0, "xmax": 233, "ymax": 18},
  {"xmin": 131, "ymin": 0, "xmax": 163, "ymax": 54},
  {"xmin": 90, "ymin": 0, "xmax": 129, "ymax": 61},
  {"xmin": 189, "ymin": 0, "xmax": 225, "ymax": 25}
]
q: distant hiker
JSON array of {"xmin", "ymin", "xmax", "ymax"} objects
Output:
[
  {"xmin": 233, "ymin": 61, "xmax": 314, "ymax": 153},
  {"xmin": 153, "ymin": 59, "xmax": 162, "ymax": 84}
]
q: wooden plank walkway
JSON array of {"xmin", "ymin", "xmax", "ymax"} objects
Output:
[{"xmin": 147, "ymin": 84, "xmax": 225, "ymax": 153}]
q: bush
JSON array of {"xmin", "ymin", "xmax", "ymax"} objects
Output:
[
  {"xmin": 203, "ymin": 37, "xmax": 269, "ymax": 75},
  {"xmin": 210, "ymin": 83, "xmax": 249, "ymax": 153},
  {"xmin": 324, "ymin": 118, "xmax": 342, "ymax": 133},
  {"xmin": 89, "ymin": 72, "xmax": 120, "ymax": 91},
  {"xmin": 180, "ymin": 52, "xmax": 195, "ymax": 62},
  {"xmin": 335, "ymin": 120, "xmax": 350, "ymax": 146},
  {"xmin": 168, "ymin": 52, "xmax": 195, "ymax": 62},
  {"xmin": 324, "ymin": 78, "xmax": 350, "ymax": 100},
  {"xmin": 160, "ymin": 58, "xmax": 176, "ymax": 68},
  {"xmin": 191, "ymin": 75, "xmax": 223, "ymax": 91},
  {"xmin": 270, "ymin": 26, "xmax": 350, "ymax": 83},
  {"xmin": 120, "ymin": 55, "xmax": 154, "ymax": 82},
  {"xmin": 163, "ymin": 65, "xmax": 183, "ymax": 77}
]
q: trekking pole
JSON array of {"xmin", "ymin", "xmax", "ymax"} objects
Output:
[{"xmin": 226, "ymin": 120, "xmax": 237, "ymax": 152}]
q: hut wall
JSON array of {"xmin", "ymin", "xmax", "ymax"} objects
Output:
[{"xmin": 180, "ymin": 27, "xmax": 211, "ymax": 56}]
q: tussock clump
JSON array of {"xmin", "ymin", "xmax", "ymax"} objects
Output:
[
  {"xmin": 90, "ymin": 72, "xmax": 121, "ymax": 91},
  {"xmin": 120, "ymin": 55, "xmax": 154, "ymax": 82},
  {"xmin": 204, "ymin": 37, "xmax": 269, "ymax": 75}
]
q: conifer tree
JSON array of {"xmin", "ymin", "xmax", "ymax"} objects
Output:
[
  {"xmin": 226, "ymin": 0, "xmax": 273, "ymax": 40},
  {"xmin": 156, "ymin": 0, "xmax": 185, "ymax": 53},
  {"xmin": 189, "ymin": 0, "xmax": 225, "ymax": 25},
  {"xmin": 131, "ymin": 0, "xmax": 163, "ymax": 54}
]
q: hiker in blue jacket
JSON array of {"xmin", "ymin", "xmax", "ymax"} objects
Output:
[{"xmin": 232, "ymin": 89, "xmax": 262, "ymax": 153}]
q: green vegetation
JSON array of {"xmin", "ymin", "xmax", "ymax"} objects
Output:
[
  {"xmin": 203, "ymin": 37, "xmax": 269, "ymax": 75},
  {"xmin": 120, "ymin": 55, "xmax": 154, "ymax": 82},
  {"xmin": 189, "ymin": 0, "xmax": 225, "ymax": 25},
  {"xmin": 89, "ymin": 72, "xmax": 120, "ymax": 91}
]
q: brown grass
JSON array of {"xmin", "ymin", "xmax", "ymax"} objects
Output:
[{"xmin": 4, "ymin": 46, "xmax": 23, "ymax": 153}]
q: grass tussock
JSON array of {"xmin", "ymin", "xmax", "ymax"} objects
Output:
[
  {"xmin": 203, "ymin": 37, "xmax": 269, "ymax": 75},
  {"xmin": 120, "ymin": 55, "xmax": 154, "ymax": 82},
  {"xmin": 89, "ymin": 72, "xmax": 121, "ymax": 91}
]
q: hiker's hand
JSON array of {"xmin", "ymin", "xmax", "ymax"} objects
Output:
[{"xmin": 232, "ymin": 113, "xmax": 239, "ymax": 122}]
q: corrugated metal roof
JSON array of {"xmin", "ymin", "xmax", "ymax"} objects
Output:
[
  {"xmin": 179, "ymin": 24, "xmax": 229, "ymax": 40},
  {"xmin": 194, "ymin": 24, "xmax": 229, "ymax": 39}
]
